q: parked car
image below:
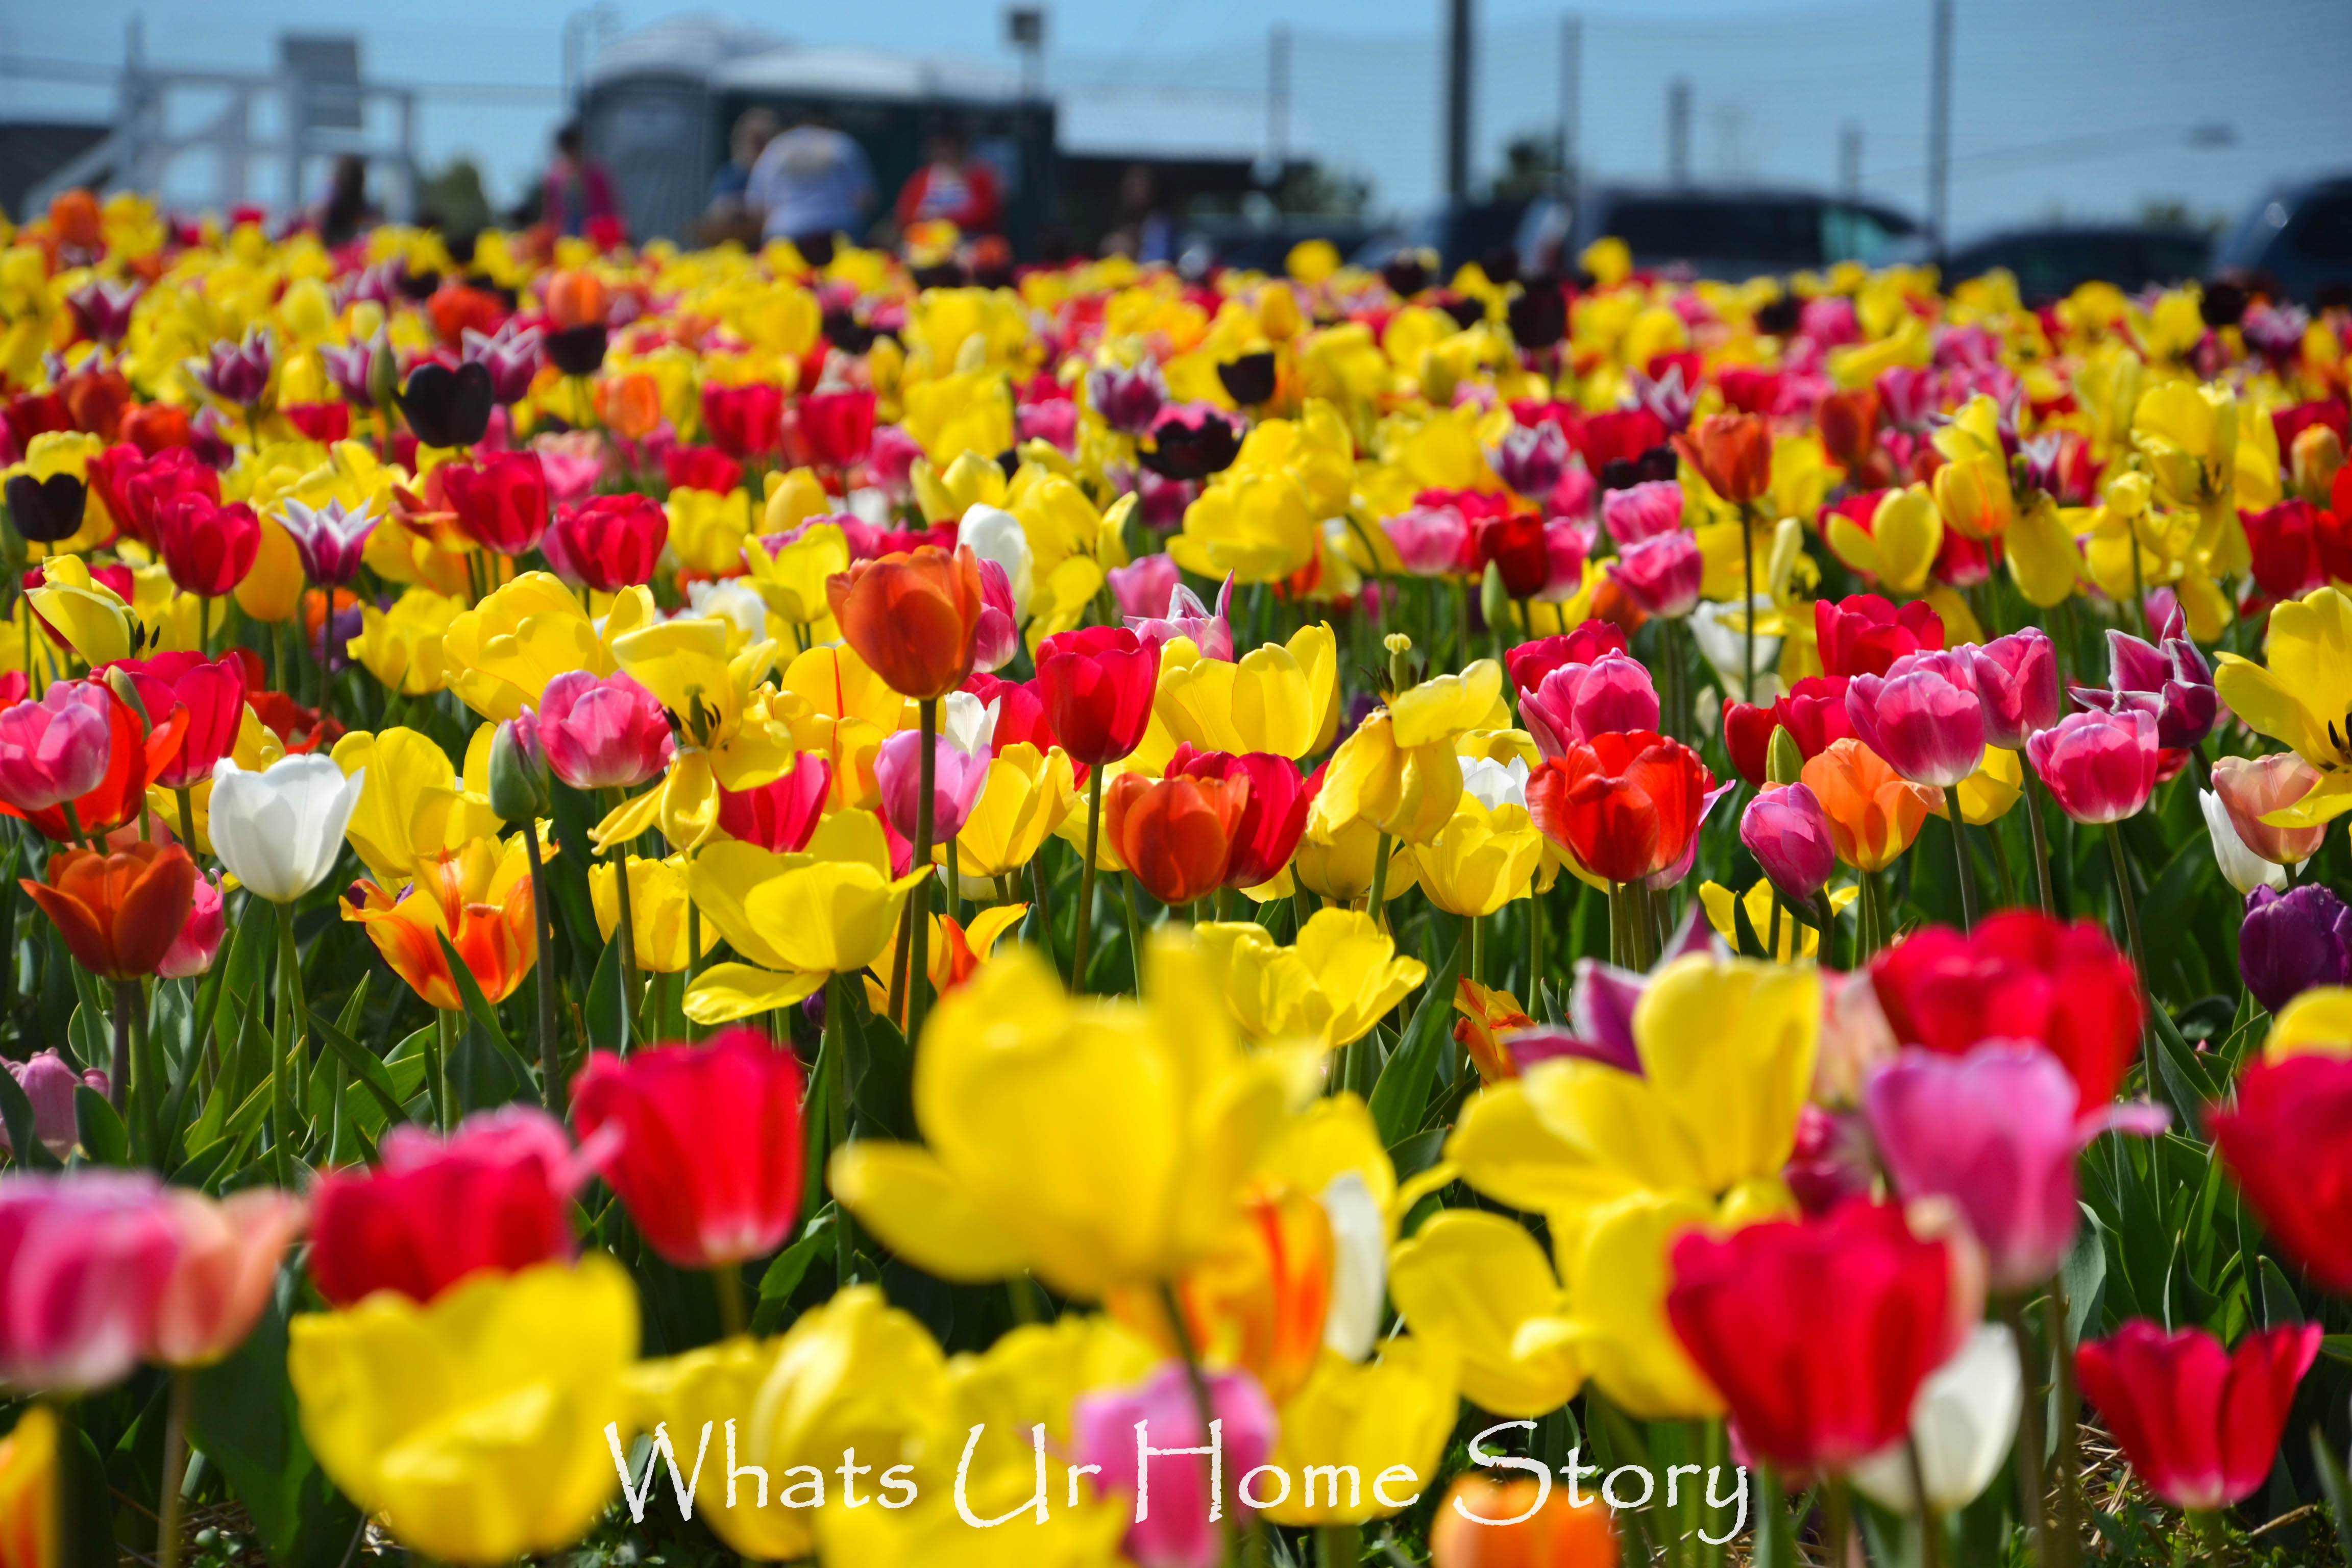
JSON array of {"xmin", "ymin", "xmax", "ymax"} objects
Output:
[
  {"xmin": 1501, "ymin": 184, "xmax": 1924, "ymax": 281},
  {"xmin": 2214, "ymin": 174, "xmax": 2352, "ymax": 306},
  {"xmin": 1940, "ymin": 225, "xmax": 2214, "ymax": 306}
]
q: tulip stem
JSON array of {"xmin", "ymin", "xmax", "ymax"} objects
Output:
[
  {"xmin": 1950, "ymin": 816, "xmax": 1977, "ymax": 933},
  {"xmin": 113, "ymin": 977, "xmax": 158, "ymax": 1163},
  {"xmin": 175, "ymin": 787, "xmax": 197, "ymax": 859},
  {"xmin": 2102, "ymin": 822, "xmax": 2153, "ymax": 1093},
  {"xmin": 1824, "ymin": 1478, "xmax": 1854, "ymax": 1568},
  {"xmin": 2001, "ymin": 1294, "xmax": 2051, "ymax": 1566},
  {"xmin": 273, "ymin": 899, "xmax": 309, "ymax": 1182},
  {"xmin": 311, "ymin": 583, "xmax": 333, "ymax": 734},
  {"xmin": 1071, "ymin": 765, "xmax": 1105, "ymax": 992},
  {"xmin": 1157, "ymin": 1280, "xmax": 1236, "ymax": 1568},
  {"xmin": 1815, "ymin": 888, "xmax": 1840, "ymax": 972},
  {"xmin": 106, "ymin": 976, "xmax": 133, "ymax": 1118},
  {"xmin": 2190, "ymin": 1510, "xmax": 2231, "ymax": 1561},
  {"xmin": 710, "ymin": 1264, "xmax": 748, "ymax": 1338},
  {"xmin": 59, "ymin": 797, "xmax": 92, "ymax": 853},
  {"xmin": 156, "ymin": 1368, "xmax": 192, "ymax": 1568},
  {"xmin": 1368, "ymin": 832, "xmax": 1393, "ymax": 932},
  {"xmin": 906, "ymin": 697, "xmax": 938, "ymax": 1045},
  {"xmin": 1314, "ymin": 1525, "xmax": 1362, "ymax": 1568},
  {"xmin": 1526, "ymin": 884, "xmax": 1545, "ymax": 1002},
  {"xmin": 524, "ymin": 820, "xmax": 565, "ymax": 1114},
  {"xmin": 1741, "ymin": 504, "xmax": 1758, "ymax": 705},
  {"xmin": 2043, "ymin": 1283, "xmax": 2085, "ymax": 1568},
  {"xmin": 431, "ymin": 1007, "xmax": 456, "ymax": 1134},
  {"xmin": 603, "ymin": 789, "xmax": 643, "ymax": 1050},
  {"xmin": 1121, "ymin": 874, "xmax": 1149, "ymax": 994},
  {"xmin": 1906, "ymin": 1436, "xmax": 1947, "ymax": 1568}
]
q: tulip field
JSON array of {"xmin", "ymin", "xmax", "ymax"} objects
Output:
[{"xmin": 5, "ymin": 185, "xmax": 2352, "ymax": 1568}]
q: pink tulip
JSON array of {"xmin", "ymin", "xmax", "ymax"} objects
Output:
[
  {"xmin": 1866, "ymin": 1043, "xmax": 2165, "ymax": 1292},
  {"xmin": 1382, "ymin": 503, "xmax": 1475, "ymax": 577},
  {"xmin": 1607, "ymin": 530, "xmax": 1703, "ymax": 617},
  {"xmin": 1072, "ymin": 1362, "xmax": 1278, "ymax": 1568},
  {"xmin": 973, "ymin": 558, "xmax": 1019, "ymax": 674},
  {"xmin": 1965, "ymin": 628, "xmax": 2061, "ymax": 748},
  {"xmin": 1741, "ymin": 782, "xmax": 1837, "ymax": 902},
  {"xmin": 1126, "ymin": 574, "xmax": 1235, "ymax": 663},
  {"xmin": 1603, "ymin": 479, "xmax": 1684, "ymax": 546},
  {"xmin": 874, "ymin": 728, "xmax": 991, "ymax": 843},
  {"xmin": 1845, "ymin": 650, "xmax": 1984, "ymax": 788},
  {"xmin": 1521, "ymin": 650, "xmax": 1659, "ymax": 760},
  {"xmin": 532, "ymin": 671, "xmax": 676, "ymax": 792},
  {"xmin": 151, "ymin": 1188, "xmax": 306, "ymax": 1367},
  {"xmin": 1108, "ymin": 553, "xmax": 1182, "ymax": 622},
  {"xmin": 2, "ymin": 1051, "xmax": 106, "ymax": 1159},
  {"xmin": 158, "ymin": 870, "xmax": 226, "ymax": 979},
  {"xmin": 0, "ymin": 1171, "xmax": 180, "ymax": 1392},
  {"xmin": 0, "ymin": 682, "xmax": 114, "ymax": 812},
  {"xmin": 2027, "ymin": 708, "xmax": 2160, "ymax": 825},
  {"xmin": 1534, "ymin": 519, "xmax": 1594, "ymax": 602},
  {"xmin": 531, "ymin": 431, "xmax": 608, "ymax": 508}
]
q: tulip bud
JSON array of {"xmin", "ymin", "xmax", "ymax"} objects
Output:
[
  {"xmin": 1385, "ymin": 631, "xmax": 1417, "ymax": 695},
  {"xmin": 103, "ymin": 666, "xmax": 151, "ymax": 730},
  {"xmin": 488, "ymin": 716, "xmax": 551, "ymax": 825},
  {"xmin": 1766, "ymin": 724, "xmax": 1805, "ymax": 786},
  {"xmin": 2292, "ymin": 424, "xmax": 2343, "ymax": 503},
  {"xmin": 1480, "ymin": 558, "xmax": 1512, "ymax": 628}
]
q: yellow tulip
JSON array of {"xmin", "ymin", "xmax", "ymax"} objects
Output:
[
  {"xmin": 26, "ymin": 554, "xmax": 132, "ymax": 666},
  {"xmin": 1551, "ymin": 1189, "xmax": 1734, "ymax": 1419},
  {"xmin": 0, "ymin": 1403, "xmax": 56, "ymax": 1568},
  {"xmin": 231, "ymin": 511, "xmax": 307, "ymax": 622},
  {"xmin": 911, "ymin": 448, "xmax": 1009, "ymax": 525},
  {"xmin": 742, "ymin": 521, "xmax": 849, "ymax": 626},
  {"xmin": 1944, "ymin": 744, "xmax": 2023, "ymax": 825},
  {"xmin": 666, "ymin": 485, "xmax": 754, "ymax": 576},
  {"xmin": 286, "ymin": 1256, "xmax": 638, "ymax": 1565},
  {"xmin": 1169, "ymin": 469, "xmax": 1318, "ymax": 583},
  {"xmin": 950, "ymin": 742, "xmax": 1076, "ymax": 879},
  {"xmin": 443, "ymin": 573, "xmax": 655, "ymax": 722},
  {"xmin": 1698, "ymin": 879, "xmax": 1860, "ymax": 962},
  {"xmin": 1307, "ymin": 715, "xmax": 1461, "ymax": 846},
  {"xmin": 2214, "ymin": 586, "xmax": 2352, "ymax": 825},
  {"xmin": 2004, "ymin": 494, "xmax": 2082, "ymax": 608},
  {"xmin": 349, "ymin": 586, "xmax": 462, "ymax": 695},
  {"xmin": 332, "ymin": 725, "xmax": 502, "ymax": 885},
  {"xmin": 1827, "ymin": 484, "xmax": 1942, "ymax": 595},
  {"xmin": 762, "ymin": 465, "xmax": 831, "ymax": 532},
  {"xmin": 903, "ymin": 369, "xmax": 1015, "ymax": 463},
  {"xmin": 622, "ymin": 1336, "xmax": 815, "ymax": 1559},
  {"xmin": 1410, "ymin": 794, "xmax": 1541, "ymax": 917},
  {"xmin": 1293, "ymin": 809, "xmax": 1418, "ymax": 902},
  {"xmin": 1388, "ymin": 1210, "xmax": 1582, "ymax": 1416},
  {"xmin": 1193, "ymin": 908, "xmax": 1429, "ymax": 1051},
  {"xmin": 2134, "ymin": 379, "xmax": 2237, "ymax": 512},
  {"xmin": 1258, "ymin": 1338, "xmax": 1460, "ymax": 1527},
  {"xmin": 1931, "ymin": 451, "xmax": 2014, "ymax": 541},
  {"xmin": 1156, "ymin": 622, "xmax": 1341, "ymax": 761},
  {"xmin": 591, "ymin": 854, "xmax": 721, "ymax": 973},
  {"xmin": 684, "ymin": 810, "xmax": 924, "ymax": 1021},
  {"xmin": 2263, "ymin": 987, "xmax": 2352, "ymax": 1061},
  {"xmin": 830, "ymin": 931, "xmax": 1294, "ymax": 1298}
]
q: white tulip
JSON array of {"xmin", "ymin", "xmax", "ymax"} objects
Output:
[
  {"xmin": 1319, "ymin": 1171, "xmax": 1387, "ymax": 1361},
  {"xmin": 208, "ymin": 755, "xmax": 366, "ymax": 904},
  {"xmin": 1460, "ymin": 755, "xmax": 1530, "ymax": 813},
  {"xmin": 2200, "ymin": 788, "xmax": 2290, "ymax": 896},
  {"xmin": 685, "ymin": 579, "xmax": 770, "ymax": 643},
  {"xmin": 942, "ymin": 691, "xmax": 1001, "ymax": 757},
  {"xmin": 958, "ymin": 503, "xmax": 1034, "ymax": 617},
  {"xmin": 1850, "ymin": 1323, "xmax": 2022, "ymax": 1516},
  {"xmin": 1688, "ymin": 597, "xmax": 1781, "ymax": 706}
]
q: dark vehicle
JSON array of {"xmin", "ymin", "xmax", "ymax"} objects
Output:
[
  {"xmin": 1941, "ymin": 225, "xmax": 2212, "ymax": 306},
  {"xmin": 1176, "ymin": 213, "xmax": 1386, "ymax": 277},
  {"xmin": 2214, "ymin": 175, "xmax": 2352, "ymax": 306},
  {"xmin": 1352, "ymin": 198, "xmax": 1534, "ymax": 280},
  {"xmin": 1502, "ymin": 185, "xmax": 1922, "ymax": 281}
]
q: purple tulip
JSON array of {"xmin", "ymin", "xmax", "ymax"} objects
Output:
[
  {"xmin": 1135, "ymin": 469, "xmax": 1197, "ymax": 531},
  {"xmin": 1488, "ymin": 421, "xmax": 1569, "ymax": 500},
  {"xmin": 1072, "ymin": 1362, "xmax": 1277, "ymax": 1568},
  {"xmin": 2075, "ymin": 622, "xmax": 2218, "ymax": 750},
  {"xmin": 1846, "ymin": 649, "xmax": 1985, "ymax": 788},
  {"xmin": 1108, "ymin": 554, "xmax": 1182, "ymax": 623},
  {"xmin": 185, "ymin": 331, "xmax": 274, "ymax": 407},
  {"xmin": 1087, "ymin": 361, "xmax": 1168, "ymax": 437},
  {"xmin": 1741, "ymin": 782, "xmax": 1837, "ymax": 902},
  {"xmin": 1520, "ymin": 650, "xmax": 1659, "ymax": 760},
  {"xmin": 1866, "ymin": 1042, "xmax": 2165, "ymax": 1292},
  {"xmin": 1965, "ymin": 628, "xmax": 2062, "ymax": 748},
  {"xmin": 874, "ymin": 728, "xmax": 991, "ymax": 844},
  {"xmin": 1125, "ymin": 573, "xmax": 1234, "ymax": 663},
  {"xmin": 65, "ymin": 279, "xmax": 141, "ymax": 346},
  {"xmin": 2239, "ymin": 884, "xmax": 2352, "ymax": 1015},
  {"xmin": 275, "ymin": 496, "xmax": 379, "ymax": 587},
  {"xmin": 1628, "ymin": 362, "xmax": 1694, "ymax": 433},
  {"xmin": 462, "ymin": 321, "xmax": 546, "ymax": 406},
  {"xmin": 2, "ymin": 1050, "xmax": 108, "ymax": 1158}
]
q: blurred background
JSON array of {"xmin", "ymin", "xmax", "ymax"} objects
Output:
[{"xmin": 4, "ymin": 0, "xmax": 2349, "ymax": 298}]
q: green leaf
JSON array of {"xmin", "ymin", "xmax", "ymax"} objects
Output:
[
  {"xmin": 2312, "ymin": 1425, "xmax": 2352, "ymax": 1540},
  {"xmin": 189, "ymin": 1271, "xmax": 360, "ymax": 1568},
  {"xmin": 586, "ymin": 927, "xmax": 627, "ymax": 1052},
  {"xmin": 840, "ymin": 986, "xmax": 916, "ymax": 1140},
  {"xmin": 66, "ymin": 999, "xmax": 107, "ymax": 1079},
  {"xmin": 309, "ymin": 1010, "xmax": 411, "ymax": 1124},
  {"xmin": 2259, "ymin": 1256, "xmax": 2305, "ymax": 1327},
  {"xmin": 1731, "ymin": 886, "xmax": 1768, "ymax": 959},
  {"xmin": 171, "ymin": 1136, "xmax": 230, "ymax": 1190},
  {"xmin": 2149, "ymin": 1004, "xmax": 2218, "ymax": 1137},
  {"xmin": 1368, "ymin": 921, "xmax": 1464, "ymax": 1147},
  {"xmin": 760, "ymin": 1214, "xmax": 836, "ymax": 1301},
  {"xmin": 0, "ymin": 1063, "xmax": 60, "ymax": 1169},
  {"xmin": 72, "ymin": 1085, "xmax": 127, "ymax": 1166},
  {"xmin": 434, "ymin": 929, "xmax": 541, "ymax": 1090}
]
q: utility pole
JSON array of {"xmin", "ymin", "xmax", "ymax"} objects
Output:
[
  {"xmin": 1268, "ymin": 24, "xmax": 1292, "ymax": 177},
  {"xmin": 1446, "ymin": 0, "xmax": 1473, "ymax": 201},
  {"xmin": 1927, "ymin": 0, "xmax": 1953, "ymax": 253},
  {"xmin": 1555, "ymin": 13, "xmax": 1581, "ymax": 191},
  {"xmin": 1667, "ymin": 77, "xmax": 1692, "ymax": 186},
  {"xmin": 1840, "ymin": 122, "xmax": 1863, "ymax": 196}
]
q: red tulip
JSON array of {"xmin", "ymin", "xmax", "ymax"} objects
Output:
[
  {"xmin": 2076, "ymin": 1321, "xmax": 2320, "ymax": 1510},
  {"xmin": 114, "ymin": 446, "xmax": 219, "ymax": 550},
  {"xmin": 154, "ymin": 495, "xmax": 260, "ymax": 597},
  {"xmin": 1034, "ymin": 625, "xmax": 1162, "ymax": 766},
  {"xmin": 1526, "ymin": 730, "xmax": 1712, "ymax": 884},
  {"xmin": 1815, "ymin": 593, "xmax": 1944, "ymax": 678},
  {"xmin": 964, "ymin": 671, "xmax": 1057, "ymax": 756},
  {"xmin": 801, "ymin": 388, "xmax": 878, "ymax": 469},
  {"xmin": 1869, "ymin": 910, "xmax": 2142, "ymax": 1113},
  {"xmin": 1672, "ymin": 411, "xmax": 1773, "ymax": 505},
  {"xmin": 664, "ymin": 443, "xmax": 743, "ymax": 496},
  {"xmin": 307, "ymin": 1106, "xmax": 582, "ymax": 1307},
  {"xmin": 701, "ymin": 381, "xmax": 783, "ymax": 460},
  {"xmin": 2211, "ymin": 1053, "xmax": 2352, "ymax": 1294},
  {"xmin": 1168, "ymin": 745, "xmax": 1310, "ymax": 889},
  {"xmin": 1505, "ymin": 622, "xmax": 1630, "ymax": 695},
  {"xmin": 1667, "ymin": 1201, "xmax": 1959, "ymax": 1473},
  {"xmin": 1106, "ymin": 769, "xmax": 1252, "ymax": 907},
  {"xmin": 83, "ymin": 441, "xmax": 144, "ymax": 541},
  {"xmin": 571, "ymin": 1028, "xmax": 806, "ymax": 1268},
  {"xmin": 718, "ymin": 753, "xmax": 834, "ymax": 851},
  {"xmin": 2242, "ymin": 499, "xmax": 2330, "ymax": 601},
  {"xmin": 547, "ymin": 493, "xmax": 669, "ymax": 592},
  {"xmin": 440, "ymin": 450, "xmax": 550, "ymax": 556},
  {"xmin": 1478, "ymin": 511, "xmax": 1552, "ymax": 599},
  {"xmin": 112, "ymin": 651, "xmax": 248, "ymax": 790},
  {"xmin": 826, "ymin": 545, "xmax": 988, "ymax": 701}
]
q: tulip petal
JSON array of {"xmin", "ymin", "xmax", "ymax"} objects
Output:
[
  {"xmin": 682, "ymin": 963, "xmax": 824, "ymax": 1024},
  {"xmin": 827, "ymin": 1142, "xmax": 1033, "ymax": 1283}
]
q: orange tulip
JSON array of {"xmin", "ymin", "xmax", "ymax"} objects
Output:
[
  {"xmin": 48, "ymin": 189, "xmax": 101, "ymax": 251},
  {"xmin": 595, "ymin": 372, "xmax": 665, "ymax": 440},
  {"xmin": 2211, "ymin": 752, "xmax": 2329, "ymax": 868},
  {"xmin": 1105, "ymin": 769, "xmax": 1251, "ymax": 908},
  {"xmin": 21, "ymin": 841, "xmax": 197, "ymax": 979},
  {"xmin": 1818, "ymin": 386, "xmax": 1881, "ymax": 471},
  {"xmin": 152, "ymin": 1188, "xmax": 307, "ymax": 1367},
  {"xmin": 824, "ymin": 544, "xmax": 987, "ymax": 701},
  {"xmin": 1433, "ymin": 1475, "xmax": 1618, "ymax": 1568},
  {"xmin": 544, "ymin": 269, "xmax": 609, "ymax": 329},
  {"xmin": 1801, "ymin": 736, "xmax": 1942, "ymax": 873},
  {"xmin": 1673, "ymin": 411, "xmax": 1773, "ymax": 506},
  {"xmin": 1453, "ymin": 977, "xmax": 1535, "ymax": 1085},
  {"xmin": 1108, "ymin": 1182, "xmax": 1335, "ymax": 1404},
  {"xmin": 344, "ymin": 838, "xmax": 538, "ymax": 1011},
  {"xmin": 0, "ymin": 1405, "xmax": 57, "ymax": 1568}
]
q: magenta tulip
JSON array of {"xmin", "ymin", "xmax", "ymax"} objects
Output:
[
  {"xmin": 1964, "ymin": 629, "xmax": 2061, "ymax": 748},
  {"xmin": 874, "ymin": 727, "xmax": 991, "ymax": 843},
  {"xmin": 1602, "ymin": 479, "xmax": 1684, "ymax": 546},
  {"xmin": 0, "ymin": 682, "xmax": 114, "ymax": 813},
  {"xmin": 1741, "ymin": 782, "xmax": 1837, "ymax": 902},
  {"xmin": 2, "ymin": 1051, "xmax": 106, "ymax": 1159},
  {"xmin": 0, "ymin": 1170, "xmax": 180, "ymax": 1391},
  {"xmin": 1520, "ymin": 650, "xmax": 1660, "ymax": 760},
  {"xmin": 1845, "ymin": 650, "xmax": 1984, "ymax": 788},
  {"xmin": 1382, "ymin": 503, "xmax": 1476, "ymax": 577},
  {"xmin": 158, "ymin": 869, "xmax": 227, "ymax": 979},
  {"xmin": 1072, "ymin": 1362, "xmax": 1278, "ymax": 1568},
  {"xmin": 1107, "ymin": 553, "xmax": 1182, "ymax": 621},
  {"xmin": 2026, "ymin": 708, "xmax": 2159, "ymax": 825},
  {"xmin": 532, "ymin": 670, "xmax": 676, "ymax": 792},
  {"xmin": 1125, "ymin": 574, "xmax": 1236, "ymax": 662},
  {"xmin": 1607, "ymin": 530, "xmax": 1703, "ymax": 617}
]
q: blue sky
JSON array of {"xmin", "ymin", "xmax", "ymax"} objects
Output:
[{"xmin": 6, "ymin": 0, "xmax": 2350, "ymax": 240}]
